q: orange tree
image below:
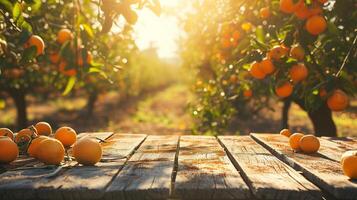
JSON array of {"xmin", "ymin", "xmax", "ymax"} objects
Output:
[
  {"xmin": 180, "ymin": 0, "xmax": 356, "ymax": 136},
  {"xmin": 0, "ymin": 0, "xmax": 161, "ymax": 128}
]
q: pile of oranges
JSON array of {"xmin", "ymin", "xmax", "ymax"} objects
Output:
[
  {"xmin": 0, "ymin": 122, "xmax": 102, "ymax": 166},
  {"xmin": 279, "ymin": 128, "xmax": 357, "ymax": 179},
  {"xmin": 280, "ymin": 0, "xmax": 327, "ymax": 35}
]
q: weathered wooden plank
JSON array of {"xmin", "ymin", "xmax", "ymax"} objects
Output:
[
  {"xmin": 173, "ymin": 135, "xmax": 251, "ymax": 200},
  {"xmin": 105, "ymin": 135, "xmax": 179, "ymax": 200},
  {"xmin": 218, "ymin": 136, "xmax": 322, "ymax": 200},
  {"xmin": 322, "ymin": 137, "xmax": 357, "ymax": 150},
  {"xmin": 0, "ymin": 133, "xmax": 146, "ymax": 200},
  {"xmin": 251, "ymin": 133, "xmax": 357, "ymax": 200}
]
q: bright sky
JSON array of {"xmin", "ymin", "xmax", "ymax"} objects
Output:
[{"xmin": 134, "ymin": 0, "xmax": 182, "ymax": 58}]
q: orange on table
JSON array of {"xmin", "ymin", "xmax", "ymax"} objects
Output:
[
  {"xmin": 280, "ymin": 0, "xmax": 303, "ymax": 14},
  {"xmin": 260, "ymin": 58, "xmax": 275, "ymax": 75},
  {"xmin": 290, "ymin": 45, "xmax": 305, "ymax": 61},
  {"xmin": 289, "ymin": 133, "xmax": 304, "ymax": 151},
  {"xmin": 341, "ymin": 150, "xmax": 357, "ymax": 179},
  {"xmin": 27, "ymin": 136, "xmax": 49, "ymax": 157},
  {"xmin": 327, "ymin": 89, "xmax": 349, "ymax": 111},
  {"xmin": 54, "ymin": 126, "xmax": 77, "ymax": 148},
  {"xmin": 305, "ymin": 15, "xmax": 327, "ymax": 35},
  {"xmin": 36, "ymin": 138, "xmax": 65, "ymax": 165},
  {"xmin": 280, "ymin": 129, "xmax": 292, "ymax": 137},
  {"xmin": 0, "ymin": 128, "xmax": 14, "ymax": 140},
  {"xmin": 73, "ymin": 137, "xmax": 102, "ymax": 166},
  {"xmin": 14, "ymin": 128, "xmax": 37, "ymax": 143},
  {"xmin": 24, "ymin": 35, "xmax": 45, "ymax": 56},
  {"xmin": 275, "ymin": 82, "xmax": 293, "ymax": 98},
  {"xmin": 57, "ymin": 28, "xmax": 73, "ymax": 44},
  {"xmin": 299, "ymin": 135, "xmax": 320, "ymax": 153},
  {"xmin": 289, "ymin": 63, "xmax": 308, "ymax": 83},
  {"xmin": 243, "ymin": 89, "xmax": 253, "ymax": 98},
  {"xmin": 35, "ymin": 122, "xmax": 52, "ymax": 136},
  {"xmin": 260, "ymin": 7, "xmax": 270, "ymax": 19},
  {"xmin": 0, "ymin": 136, "xmax": 18, "ymax": 164},
  {"xmin": 249, "ymin": 62, "xmax": 266, "ymax": 79}
]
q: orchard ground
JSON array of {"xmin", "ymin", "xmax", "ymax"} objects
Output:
[{"xmin": 0, "ymin": 82, "xmax": 356, "ymax": 137}]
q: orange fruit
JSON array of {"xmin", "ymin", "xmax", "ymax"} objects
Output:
[
  {"xmin": 243, "ymin": 89, "xmax": 253, "ymax": 98},
  {"xmin": 72, "ymin": 137, "xmax": 102, "ymax": 166},
  {"xmin": 327, "ymin": 89, "xmax": 349, "ymax": 111},
  {"xmin": 232, "ymin": 31, "xmax": 241, "ymax": 40},
  {"xmin": 54, "ymin": 127, "xmax": 77, "ymax": 148},
  {"xmin": 0, "ymin": 128, "xmax": 14, "ymax": 140},
  {"xmin": 0, "ymin": 136, "xmax": 19, "ymax": 164},
  {"xmin": 290, "ymin": 45, "xmax": 305, "ymax": 60},
  {"xmin": 27, "ymin": 136, "xmax": 49, "ymax": 157},
  {"xmin": 289, "ymin": 133, "xmax": 304, "ymax": 151},
  {"xmin": 280, "ymin": 0, "xmax": 303, "ymax": 14},
  {"xmin": 260, "ymin": 7, "xmax": 270, "ymax": 19},
  {"xmin": 36, "ymin": 138, "xmax": 65, "ymax": 165},
  {"xmin": 341, "ymin": 150, "xmax": 357, "ymax": 179},
  {"xmin": 35, "ymin": 122, "xmax": 52, "ymax": 136},
  {"xmin": 249, "ymin": 62, "xmax": 266, "ymax": 79},
  {"xmin": 49, "ymin": 53, "xmax": 60, "ymax": 64},
  {"xmin": 317, "ymin": 0, "xmax": 328, "ymax": 4},
  {"xmin": 268, "ymin": 45, "xmax": 289, "ymax": 60},
  {"xmin": 57, "ymin": 28, "xmax": 73, "ymax": 44},
  {"xmin": 229, "ymin": 74, "xmax": 238, "ymax": 84},
  {"xmin": 299, "ymin": 135, "xmax": 320, "ymax": 153},
  {"xmin": 24, "ymin": 35, "xmax": 45, "ymax": 56},
  {"xmin": 275, "ymin": 82, "xmax": 293, "ymax": 98},
  {"xmin": 289, "ymin": 63, "xmax": 308, "ymax": 82},
  {"xmin": 77, "ymin": 51, "xmax": 92, "ymax": 66},
  {"xmin": 294, "ymin": 3, "xmax": 311, "ymax": 19},
  {"xmin": 221, "ymin": 38, "xmax": 231, "ymax": 49},
  {"xmin": 260, "ymin": 58, "xmax": 275, "ymax": 74},
  {"xmin": 59, "ymin": 60, "xmax": 77, "ymax": 76},
  {"xmin": 319, "ymin": 88, "xmax": 327, "ymax": 97},
  {"xmin": 306, "ymin": 15, "xmax": 327, "ymax": 35},
  {"xmin": 280, "ymin": 129, "xmax": 292, "ymax": 137},
  {"xmin": 14, "ymin": 128, "xmax": 38, "ymax": 144}
]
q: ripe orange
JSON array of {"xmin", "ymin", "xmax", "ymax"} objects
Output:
[
  {"xmin": 36, "ymin": 138, "xmax": 65, "ymax": 165},
  {"xmin": 24, "ymin": 35, "xmax": 45, "ymax": 56},
  {"xmin": 229, "ymin": 74, "xmax": 238, "ymax": 84},
  {"xmin": 280, "ymin": 129, "xmax": 292, "ymax": 137},
  {"xmin": 232, "ymin": 31, "xmax": 241, "ymax": 40},
  {"xmin": 294, "ymin": 3, "xmax": 310, "ymax": 19},
  {"xmin": 327, "ymin": 89, "xmax": 349, "ymax": 111},
  {"xmin": 49, "ymin": 53, "xmax": 60, "ymax": 64},
  {"xmin": 305, "ymin": 15, "xmax": 327, "ymax": 35},
  {"xmin": 341, "ymin": 150, "xmax": 357, "ymax": 179},
  {"xmin": 72, "ymin": 137, "xmax": 102, "ymax": 166},
  {"xmin": 275, "ymin": 82, "xmax": 293, "ymax": 98},
  {"xmin": 280, "ymin": 0, "xmax": 303, "ymax": 14},
  {"xmin": 260, "ymin": 7, "xmax": 270, "ymax": 19},
  {"xmin": 260, "ymin": 58, "xmax": 275, "ymax": 74},
  {"xmin": 243, "ymin": 89, "xmax": 253, "ymax": 98},
  {"xmin": 0, "ymin": 136, "xmax": 19, "ymax": 164},
  {"xmin": 221, "ymin": 38, "xmax": 231, "ymax": 49},
  {"xmin": 268, "ymin": 45, "xmax": 289, "ymax": 60},
  {"xmin": 59, "ymin": 60, "xmax": 77, "ymax": 76},
  {"xmin": 57, "ymin": 29, "xmax": 73, "ymax": 44},
  {"xmin": 319, "ymin": 88, "xmax": 327, "ymax": 98},
  {"xmin": 0, "ymin": 128, "xmax": 14, "ymax": 140},
  {"xmin": 14, "ymin": 128, "xmax": 38, "ymax": 144},
  {"xmin": 27, "ymin": 136, "xmax": 49, "ymax": 157},
  {"xmin": 289, "ymin": 63, "xmax": 308, "ymax": 82},
  {"xmin": 290, "ymin": 45, "xmax": 305, "ymax": 60},
  {"xmin": 54, "ymin": 127, "xmax": 77, "ymax": 148},
  {"xmin": 289, "ymin": 133, "xmax": 304, "ymax": 151},
  {"xmin": 299, "ymin": 135, "xmax": 320, "ymax": 153},
  {"xmin": 249, "ymin": 62, "xmax": 266, "ymax": 79},
  {"xmin": 35, "ymin": 122, "xmax": 52, "ymax": 136},
  {"xmin": 317, "ymin": 0, "xmax": 328, "ymax": 4},
  {"xmin": 77, "ymin": 51, "xmax": 92, "ymax": 66}
]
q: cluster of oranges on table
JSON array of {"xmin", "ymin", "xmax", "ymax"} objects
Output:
[
  {"xmin": 0, "ymin": 122, "xmax": 102, "ymax": 166},
  {"xmin": 280, "ymin": 129, "xmax": 357, "ymax": 179}
]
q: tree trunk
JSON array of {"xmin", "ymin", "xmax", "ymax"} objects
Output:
[
  {"xmin": 294, "ymin": 99, "xmax": 337, "ymax": 137},
  {"xmin": 8, "ymin": 89, "xmax": 28, "ymax": 129},
  {"xmin": 86, "ymin": 90, "xmax": 98, "ymax": 116},
  {"xmin": 281, "ymin": 99, "xmax": 292, "ymax": 129}
]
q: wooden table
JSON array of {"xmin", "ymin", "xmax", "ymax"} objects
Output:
[{"xmin": 0, "ymin": 133, "xmax": 356, "ymax": 200}]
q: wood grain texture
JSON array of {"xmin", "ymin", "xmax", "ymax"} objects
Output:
[
  {"xmin": 251, "ymin": 133, "xmax": 357, "ymax": 200},
  {"xmin": 218, "ymin": 136, "xmax": 322, "ymax": 200},
  {"xmin": 105, "ymin": 135, "xmax": 179, "ymax": 200},
  {"xmin": 0, "ymin": 133, "xmax": 146, "ymax": 200},
  {"xmin": 173, "ymin": 136, "xmax": 251, "ymax": 200},
  {"xmin": 321, "ymin": 137, "xmax": 357, "ymax": 150}
]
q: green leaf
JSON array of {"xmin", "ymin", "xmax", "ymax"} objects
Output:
[
  {"xmin": 327, "ymin": 22, "xmax": 339, "ymax": 36},
  {"xmin": 21, "ymin": 46, "xmax": 37, "ymax": 62},
  {"xmin": 62, "ymin": 76, "xmax": 76, "ymax": 96},
  {"xmin": 89, "ymin": 67, "xmax": 108, "ymax": 79},
  {"xmin": 12, "ymin": 2, "xmax": 21, "ymax": 21},
  {"xmin": 81, "ymin": 24, "xmax": 94, "ymax": 38},
  {"xmin": 0, "ymin": 99, "xmax": 5, "ymax": 109},
  {"xmin": 20, "ymin": 20, "xmax": 32, "ymax": 32},
  {"xmin": 256, "ymin": 26, "xmax": 265, "ymax": 44},
  {"xmin": 0, "ymin": 0, "xmax": 13, "ymax": 12}
]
